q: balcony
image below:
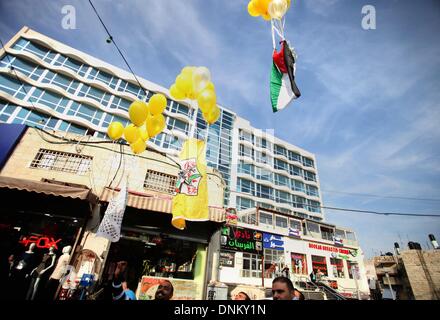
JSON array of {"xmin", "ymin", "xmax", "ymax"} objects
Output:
[{"xmin": 375, "ymin": 266, "xmax": 398, "ymax": 276}]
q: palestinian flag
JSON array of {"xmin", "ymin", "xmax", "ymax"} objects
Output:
[{"xmin": 270, "ymin": 40, "xmax": 301, "ymax": 112}]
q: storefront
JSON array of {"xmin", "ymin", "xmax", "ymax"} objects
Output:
[
  {"xmin": 98, "ymin": 187, "xmax": 225, "ymax": 300},
  {"xmin": 0, "ymin": 176, "xmax": 98, "ymax": 300}
]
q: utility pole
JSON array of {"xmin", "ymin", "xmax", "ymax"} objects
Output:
[{"xmin": 385, "ymin": 272, "xmax": 395, "ymax": 300}]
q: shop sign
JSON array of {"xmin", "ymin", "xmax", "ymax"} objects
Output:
[
  {"xmin": 219, "ymin": 252, "xmax": 235, "ymax": 268},
  {"xmin": 225, "ymin": 208, "xmax": 238, "ymax": 226},
  {"xmin": 138, "ymin": 276, "xmax": 199, "ymax": 300},
  {"xmin": 263, "ymin": 232, "xmax": 284, "ymax": 251},
  {"xmin": 220, "ymin": 226, "xmax": 262, "ymax": 254},
  {"xmin": 308, "ymin": 243, "xmax": 350, "ymax": 255},
  {"xmin": 288, "ymin": 227, "xmax": 300, "ymax": 238},
  {"xmin": 19, "ymin": 235, "xmax": 62, "ymax": 249}
]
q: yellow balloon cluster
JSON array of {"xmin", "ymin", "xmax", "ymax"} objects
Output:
[
  {"xmin": 169, "ymin": 66, "xmax": 220, "ymax": 125},
  {"xmin": 106, "ymin": 94, "xmax": 168, "ymax": 154},
  {"xmin": 248, "ymin": 0, "xmax": 290, "ymax": 20}
]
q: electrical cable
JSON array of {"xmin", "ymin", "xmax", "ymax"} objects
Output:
[{"xmin": 88, "ymin": 0, "xmax": 149, "ymax": 98}]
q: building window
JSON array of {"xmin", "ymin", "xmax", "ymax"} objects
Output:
[
  {"xmin": 291, "ymin": 253, "xmax": 308, "ymax": 275},
  {"xmin": 274, "ymin": 144, "xmax": 287, "ymax": 157},
  {"xmin": 241, "ymin": 253, "xmax": 262, "ymax": 278},
  {"xmin": 304, "ymin": 170, "xmax": 316, "ymax": 182},
  {"xmin": 264, "ymin": 248, "xmax": 284, "ymax": 278},
  {"xmin": 330, "ymin": 258, "xmax": 345, "ymax": 278},
  {"xmin": 275, "ymin": 215, "xmax": 288, "ymax": 228},
  {"xmin": 320, "ymin": 226, "xmax": 334, "ymax": 241},
  {"xmin": 239, "ymin": 144, "xmax": 253, "ymax": 159},
  {"xmin": 30, "ymin": 149, "xmax": 92, "ymax": 175},
  {"xmin": 302, "ymin": 157, "xmax": 315, "ymax": 168},
  {"xmin": 292, "ymin": 180, "xmax": 305, "ymax": 193},
  {"xmin": 289, "ymin": 219, "xmax": 302, "ymax": 233},
  {"xmin": 236, "ymin": 197, "xmax": 255, "ymax": 211},
  {"xmin": 239, "ymin": 129, "xmax": 252, "ymax": 143},
  {"xmin": 347, "ymin": 261, "xmax": 358, "ymax": 279},
  {"xmin": 288, "ymin": 151, "xmax": 301, "ymax": 162},
  {"xmin": 306, "ymin": 185, "xmax": 319, "ymax": 197},
  {"xmin": 237, "ymin": 178, "xmax": 255, "ymax": 195},
  {"xmin": 289, "ymin": 164, "xmax": 302, "ymax": 177},
  {"xmin": 259, "ymin": 212, "xmax": 273, "ymax": 226},
  {"xmin": 274, "ymin": 158, "xmax": 288, "ymax": 171},
  {"xmin": 311, "ymin": 255, "xmax": 328, "ymax": 276},
  {"xmin": 306, "ymin": 221, "xmax": 320, "ymax": 238},
  {"xmin": 143, "ymin": 170, "xmax": 177, "ymax": 194}
]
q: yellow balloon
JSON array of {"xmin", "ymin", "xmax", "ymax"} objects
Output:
[
  {"xmin": 130, "ymin": 138, "xmax": 147, "ymax": 154},
  {"xmin": 197, "ymin": 88, "xmax": 216, "ymax": 113},
  {"xmin": 248, "ymin": 0, "xmax": 260, "ymax": 17},
  {"xmin": 107, "ymin": 121, "xmax": 124, "ymax": 140},
  {"xmin": 203, "ymin": 106, "xmax": 220, "ymax": 125},
  {"xmin": 128, "ymin": 100, "xmax": 149, "ymax": 127},
  {"xmin": 175, "ymin": 73, "xmax": 193, "ymax": 96},
  {"xmin": 205, "ymin": 82, "xmax": 215, "ymax": 91},
  {"xmin": 124, "ymin": 124, "xmax": 140, "ymax": 144},
  {"xmin": 169, "ymin": 84, "xmax": 186, "ymax": 100},
  {"xmin": 149, "ymin": 93, "xmax": 167, "ymax": 115},
  {"xmin": 256, "ymin": 0, "xmax": 271, "ymax": 15},
  {"xmin": 181, "ymin": 66, "xmax": 196, "ymax": 76},
  {"xmin": 262, "ymin": 13, "xmax": 271, "ymax": 20},
  {"xmin": 139, "ymin": 126, "xmax": 149, "ymax": 141},
  {"xmin": 146, "ymin": 113, "xmax": 166, "ymax": 138}
]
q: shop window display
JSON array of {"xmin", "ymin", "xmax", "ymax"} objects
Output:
[
  {"xmin": 291, "ymin": 252, "xmax": 307, "ymax": 275},
  {"xmin": 100, "ymin": 230, "xmax": 199, "ymax": 299},
  {"xmin": 311, "ymin": 255, "xmax": 328, "ymax": 277},
  {"xmin": 1, "ymin": 210, "xmax": 82, "ymax": 300},
  {"xmin": 330, "ymin": 257, "xmax": 345, "ymax": 278}
]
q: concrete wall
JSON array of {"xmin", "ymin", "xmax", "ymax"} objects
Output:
[{"xmin": 400, "ymin": 250, "xmax": 440, "ymax": 300}]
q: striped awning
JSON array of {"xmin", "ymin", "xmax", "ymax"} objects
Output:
[{"xmin": 100, "ymin": 187, "xmax": 225, "ymax": 223}]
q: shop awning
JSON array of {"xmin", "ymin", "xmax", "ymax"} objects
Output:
[
  {"xmin": 0, "ymin": 176, "xmax": 99, "ymax": 204},
  {"xmin": 100, "ymin": 187, "xmax": 225, "ymax": 223}
]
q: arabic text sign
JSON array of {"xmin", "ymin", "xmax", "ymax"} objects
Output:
[
  {"xmin": 263, "ymin": 232, "xmax": 284, "ymax": 251},
  {"xmin": 220, "ymin": 226, "xmax": 262, "ymax": 254}
]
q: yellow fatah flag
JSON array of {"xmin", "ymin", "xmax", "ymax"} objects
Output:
[{"xmin": 172, "ymin": 138, "xmax": 209, "ymax": 230}]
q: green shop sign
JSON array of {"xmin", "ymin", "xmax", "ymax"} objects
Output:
[{"xmin": 220, "ymin": 225, "xmax": 263, "ymax": 254}]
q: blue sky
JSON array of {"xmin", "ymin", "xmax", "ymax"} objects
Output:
[{"xmin": 1, "ymin": 0, "xmax": 439, "ymax": 258}]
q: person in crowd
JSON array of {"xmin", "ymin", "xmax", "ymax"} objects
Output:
[
  {"xmin": 111, "ymin": 260, "xmax": 136, "ymax": 300},
  {"xmin": 316, "ymin": 269, "xmax": 324, "ymax": 282},
  {"xmin": 281, "ymin": 265, "xmax": 290, "ymax": 278},
  {"xmin": 234, "ymin": 291, "xmax": 251, "ymax": 300},
  {"xmin": 310, "ymin": 270, "xmax": 316, "ymax": 283},
  {"xmin": 272, "ymin": 276, "xmax": 297, "ymax": 300},
  {"xmin": 154, "ymin": 279, "xmax": 174, "ymax": 300},
  {"xmin": 293, "ymin": 289, "xmax": 305, "ymax": 300}
]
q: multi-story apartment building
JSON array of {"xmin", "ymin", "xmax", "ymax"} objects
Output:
[{"xmin": 0, "ymin": 26, "xmax": 324, "ymax": 220}]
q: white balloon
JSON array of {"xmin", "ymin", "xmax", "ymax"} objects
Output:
[
  {"xmin": 192, "ymin": 66, "xmax": 211, "ymax": 95},
  {"xmin": 268, "ymin": 0, "xmax": 288, "ymax": 20}
]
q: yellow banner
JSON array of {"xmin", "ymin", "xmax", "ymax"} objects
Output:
[{"xmin": 172, "ymin": 138, "xmax": 209, "ymax": 229}]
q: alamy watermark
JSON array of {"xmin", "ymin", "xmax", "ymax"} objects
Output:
[
  {"xmin": 61, "ymin": 5, "xmax": 76, "ymax": 30},
  {"xmin": 362, "ymin": 5, "xmax": 376, "ymax": 30}
]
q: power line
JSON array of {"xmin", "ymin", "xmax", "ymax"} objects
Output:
[
  {"xmin": 227, "ymin": 189, "xmax": 440, "ymax": 218},
  {"xmin": 322, "ymin": 189, "xmax": 440, "ymax": 202},
  {"xmin": 88, "ymin": 0, "xmax": 148, "ymax": 98}
]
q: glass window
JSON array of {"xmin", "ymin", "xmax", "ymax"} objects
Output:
[
  {"xmin": 304, "ymin": 170, "xmax": 316, "ymax": 182},
  {"xmin": 237, "ymin": 178, "xmax": 254, "ymax": 195},
  {"xmin": 264, "ymin": 249, "xmax": 284, "ymax": 278},
  {"xmin": 274, "ymin": 158, "xmax": 288, "ymax": 171},
  {"xmin": 256, "ymin": 184, "xmax": 273, "ymax": 200},
  {"xmin": 302, "ymin": 157, "xmax": 315, "ymax": 168},
  {"xmin": 306, "ymin": 222, "xmax": 320, "ymax": 237},
  {"xmin": 275, "ymin": 190, "xmax": 291, "ymax": 204},
  {"xmin": 255, "ymin": 167, "xmax": 272, "ymax": 181},
  {"xmin": 293, "ymin": 195, "xmax": 305, "ymax": 208},
  {"xmin": 335, "ymin": 229, "xmax": 346, "ymax": 239},
  {"xmin": 239, "ymin": 130, "xmax": 252, "ymax": 143},
  {"xmin": 311, "ymin": 255, "xmax": 328, "ymax": 276},
  {"xmin": 289, "ymin": 219, "xmax": 302, "ymax": 232},
  {"xmin": 306, "ymin": 185, "xmax": 319, "ymax": 197},
  {"xmin": 239, "ymin": 144, "xmax": 253, "ymax": 159},
  {"xmin": 167, "ymin": 117, "xmax": 189, "ymax": 135},
  {"xmin": 291, "ymin": 253, "xmax": 308, "ymax": 275},
  {"xmin": 274, "ymin": 144, "xmax": 287, "ymax": 157},
  {"xmin": 259, "ymin": 212, "xmax": 273, "ymax": 226},
  {"xmin": 289, "ymin": 164, "xmax": 302, "ymax": 177},
  {"xmin": 241, "ymin": 253, "xmax": 262, "ymax": 278},
  {"xmin": 288, "ymin": 151, "xmax": 301, "ymax": 162},
  {"xmin": 274, "ymin": 173, "xmax": 289, "ymax": 187},
  {"xmin": 238, "ymin": 161, "xmax": 254, "ymax": 176},
  {"xmin": 330, "ymin": 258, "xmax": 345, "ymax": 278},
  {"xmin": 347, "ymin": 261, "xmax": 358, "ymax": 279},
  {"xmin": 237, "ymin": 197, "xmax": 255, "ymax": 211},
  {"xmin": 275, "ymin": 215, "xmax": 288, "ymax": 228},
  {"xmin": 292, "ymin": 180, "xmax": 305, "ymax": 193}
]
